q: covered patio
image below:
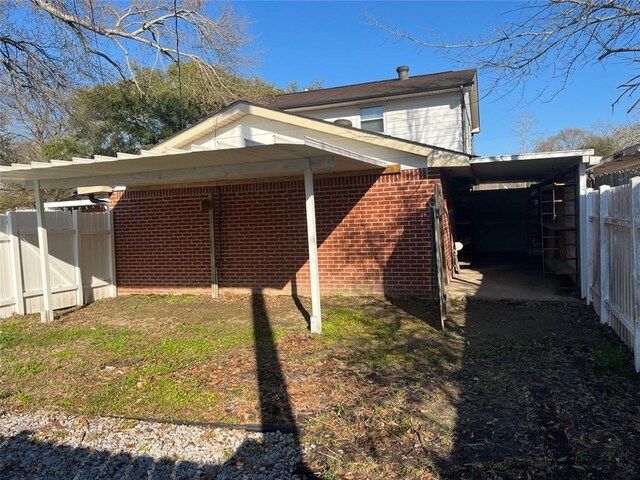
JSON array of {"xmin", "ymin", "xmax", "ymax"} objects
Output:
[{"xmin": 0, "ymin": 102, "xmax": 469, "ymax": 330}]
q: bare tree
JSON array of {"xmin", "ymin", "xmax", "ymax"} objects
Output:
[
  {"xmin": 4, "ymin": 1, "xmax": 248, "ymax": 97},
  {"xmin": 512, "ymin": 111, "xmax": 539, "ymax": 152},
  {"xmin": 373, "ymin": 1, "xmax": 640, "ymax": 112},
  {"xmin": 535, "ymin": 127, "xmax": 594, "ymax": 151}
]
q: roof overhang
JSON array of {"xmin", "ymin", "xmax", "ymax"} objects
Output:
[
  {"xmin": 0, "ymin": 101, "xmax": 470, "ymax": 191},
  {"xmin": 0, "ymin": 143, "xmax": 391, "ymax": 190},
  {"xmin": 283, "ymin": 87, "xmax": 464, "ymax": 112},
  {"xmin": 445, "ymin": 150, "xmax": 600, "ymax": 183},
  {"xmin": 589, "ymin": 144, "xmax": 640, "ymax": 175}
]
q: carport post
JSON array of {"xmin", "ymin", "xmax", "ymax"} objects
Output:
[
  {"xmin": 303, "ymin": 162, "xmax": 322, "ymax": 333},
  {"xmin": 34, "ymin": 180, "xmax": 54, "ymax": 323}
]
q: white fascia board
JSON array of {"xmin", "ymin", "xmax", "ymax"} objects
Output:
[
  {"xmin": 472, "ymin": 149, "xmax": 596, "ymax": 164},
  {"xmin": 149, "ymin": 103, "xmax": 249, "ymax": 153}
]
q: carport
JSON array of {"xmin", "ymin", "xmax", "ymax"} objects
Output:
[
  {"xmin": 0, "ymin": 102, "xmax": 470, "ymax": 329},
  {"xmin": 443, "ymin": 150, "xmax": 601, "ymax": 301}
]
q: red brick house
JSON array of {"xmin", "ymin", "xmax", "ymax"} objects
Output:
[{"xmin": 108, "ymin": 67, "xmax": 479, "ymax": 302}]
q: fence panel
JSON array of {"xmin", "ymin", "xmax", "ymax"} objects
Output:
[
  {"xmin": 587, "ymin": 176, "xmax": 640, "ymax": 371},
  {"xmin": 604, "ymin": 184, "xmax": 635, "ymax": 348},
  {"xmin": 0, "ymin": 215, "xmax": 14, "ymax": 318},
  {"xmin": 78, "ymin": 212, "xmax": 116, "ymax": 303},
  {"xmin": 0, "ymin": 210, "xmax": 116, "ymax": 320}
]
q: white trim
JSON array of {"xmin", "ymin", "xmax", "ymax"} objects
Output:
[
  {"xmin": 33, "ymin": 156, "xmax": 335, "ymax": 190},
  {"xmin": 283, "ymin": 88, "xmax": 462, "ymax": 113},
  {"xmin": 45, "ymin": 199, "xmax": 107, "ymax": 210},
  {"xmin": 472, "ymin": 149, "xmax": 596, "ymax": 164}
]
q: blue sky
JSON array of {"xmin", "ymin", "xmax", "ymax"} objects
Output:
[{"xmin": 233, "ymin": 1, "xmax": 636, "ymax": 155}]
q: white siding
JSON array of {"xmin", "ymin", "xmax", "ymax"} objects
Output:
[
  {"xmin": 299, "ymin": 92, "xmax": 465, "ymax": 152},
  {"xmin": 195, "ymin": 115, "xmax": 428, "ymax": 169}
]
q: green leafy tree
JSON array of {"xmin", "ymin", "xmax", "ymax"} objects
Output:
[{"xmin": 66, "ymin": 64, "xmax": 281, "ymax": 156}]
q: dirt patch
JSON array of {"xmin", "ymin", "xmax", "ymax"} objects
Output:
[{"xmin": 440, "ymin": 300, "xmax": 640, "ymax": 479}]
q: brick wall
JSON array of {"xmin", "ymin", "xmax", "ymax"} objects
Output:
[{"xmin": 110, "ymin": 168, "xmax": 443, "ymax": 297}]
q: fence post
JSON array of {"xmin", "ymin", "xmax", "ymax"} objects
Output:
[
  {"xmin": 599, "ymin": 185, "xmax": 611, "ymax": 325},
  {"xmin": 585, "ymin": 188, "xmax": 594, "ymax": 305},
  {"xmin": 630, "ymin": 177, "xmax": 640, "ymax": 372},
  {"xmin": 578, "ymin": 162, "xmax": 588, "ymax": 300},
  {"xmin": 72, "ymin": 210, "xmax": 84, "ymax": 307},
  {"xmin": 7, "ymin": 212, "xmax": 25, "ymax": 315}
]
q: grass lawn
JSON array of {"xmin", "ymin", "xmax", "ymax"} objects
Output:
[{"xmin": 1, "ymin": 294, "xmax": 639, "ymax": 479}]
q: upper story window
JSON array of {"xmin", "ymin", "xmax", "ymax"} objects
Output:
[{"xmin": 360, "ymin": 106, "xmax": 384, "ymax": 133}]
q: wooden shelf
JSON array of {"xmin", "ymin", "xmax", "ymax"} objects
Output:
[{"xmin": 539, "ymin": 169, "xmax": 578, "ymax": 278}]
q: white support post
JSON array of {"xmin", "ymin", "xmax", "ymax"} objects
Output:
[
  {"xmin": 107, "ymin": 211, "xmax": 117, "ymax": 298},
  {"xmin": 585, "ymin": 188, "xmax": 594, "ymax": 305},
  {"xmin": 34, "ymin": 181, "xmax": 53, "ymax": 323},
  {"xmin": 303, "ymin": 162, "xmax": 322, "ymax": 333},
  {"xmin": 599, "ymin": 185, "xmax": 611, "ymax": 326},
  {"xmin": 578, "ymin": 162, "xmax": 588, "ymax": 300},
  {"xmin": 630, "ymin": 177, "xmax": 640, "ymax": 372},
  {"xmin": 209, "ymin": 193, "xmax": 219, "ymax": 298},
  {"xmin": 72, "ymin": 210, "xmax": 84, "ymax": 307},
  {"xmin": 7, "ymin": 212, "xmax": 25, "ymax": 315}
]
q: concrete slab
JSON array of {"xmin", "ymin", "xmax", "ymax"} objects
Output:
[{"xmin": 447, "ymin": 260, "xmax": 579, "ymax": 302}]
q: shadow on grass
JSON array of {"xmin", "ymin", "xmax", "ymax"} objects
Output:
[
  {"xmin": 305, "ymin": 297, "xmax": 640, "ymax": 479},
  {"xmin": 251, "ymin": 289, "xmax": 317, "ymax": 478}
]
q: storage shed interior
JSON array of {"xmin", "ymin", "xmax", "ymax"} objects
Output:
[{"xmin": 443, "ymin": 152, "xmax": 593, "ymax": 301}]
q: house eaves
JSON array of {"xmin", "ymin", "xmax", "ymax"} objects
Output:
[
  {"xmin": 151, "ymin": 101, "xmax": 471, "ymax": 167},
  {"xmin": 280, "ymin": 88, "xmax": 463, "ymax": 112}
]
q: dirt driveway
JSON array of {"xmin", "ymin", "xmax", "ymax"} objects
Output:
[{"xmin": 1, "ymin": 295, "xmax": 639, "ymax": 479}]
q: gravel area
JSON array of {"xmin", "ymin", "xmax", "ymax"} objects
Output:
[{"xmin": 0, "ymin": 412, "xmax": 309, "ymax": 479}]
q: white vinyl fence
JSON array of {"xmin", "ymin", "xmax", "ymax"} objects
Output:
[
  {"xmin": 586, "ymin": 177, "xmax": 640, "ymax": 371},
  {"xmin": 0, "ymin": 210, "xmax": 116, "ymax": 319}
]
